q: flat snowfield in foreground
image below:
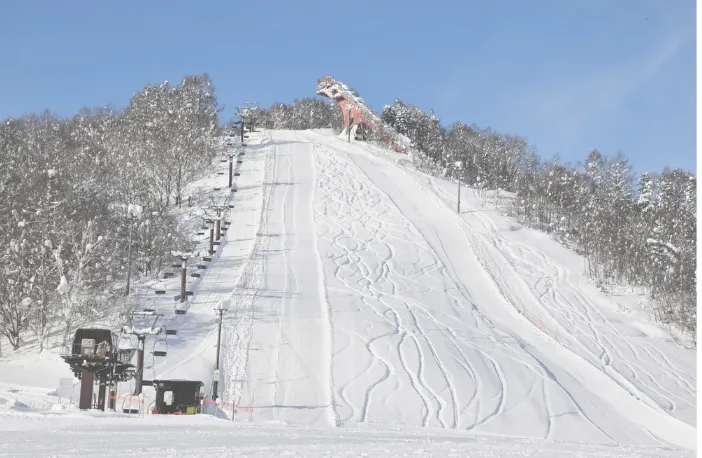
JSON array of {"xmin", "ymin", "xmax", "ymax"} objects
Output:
[{"xmin": 0, "ymin": 410, "xmax": 692, "ymax": 458}]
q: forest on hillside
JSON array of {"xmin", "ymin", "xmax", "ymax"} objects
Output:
[
  {"xmin": 0, "ymin": 82, "xmax": 694, "ymax": 355},
  {"xmin": 0, "ymin": 74, "xmax": 220, "ymax": 353},
  {"xmin": 250, "ymin": 97, "xmax": 696, "ymax": 341}
]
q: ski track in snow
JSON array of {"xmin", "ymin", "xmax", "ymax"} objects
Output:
[
  {"xmin": 421, "ymin": 168, "xmax": 696, "ymax": 427},
  {"xmin": 307, "ymin": 138, "xmax": 599, "ymax": 439},
  {"xmin": 288, "ymin": 129, "xmax": 694, "ymax": 451}
]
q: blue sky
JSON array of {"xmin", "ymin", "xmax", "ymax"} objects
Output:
[{"xmin": 0, "ymin": 0, "xmax": 695, "ymax": 174}]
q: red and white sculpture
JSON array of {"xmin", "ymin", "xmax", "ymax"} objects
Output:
[{"xmin": 316, "ymin": 76, "xmax": 411, "ymax": 155}]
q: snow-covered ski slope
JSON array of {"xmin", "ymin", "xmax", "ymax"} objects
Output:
[
  {"xmin": 0, "ymin": 128, "xmax": 695, "ymax": 457},
  {"xmin": 221, "ymin": 129, "xmax": 695, "ymax": 452}
]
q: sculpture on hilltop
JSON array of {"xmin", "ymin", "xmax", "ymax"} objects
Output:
[{"xmin": 316, "ymin": 76, "xmax": 410, "ymax": 154}]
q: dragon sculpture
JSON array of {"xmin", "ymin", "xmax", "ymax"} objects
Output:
[{"xmin": 316, "ymin": 76, "xmax": 411, "ymax": 154}]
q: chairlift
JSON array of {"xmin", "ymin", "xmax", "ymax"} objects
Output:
[
  {"xmin": 197, "ymin": 265, "xmax": 207, "ymax": 270},
  {"xmin": 229, "ymin": 204, "xmax": 235, "ymax": 208},
  {"xmin": 217, "ymin": 172, "xmax": 224, "ymax": 175},
  {"xmin": 143, "ymin": 307, "xmax": 155, "ymax": 314},
  {"xmin": 175, "ymin": 301, "xmax": 189, "ymax": 315},
  {"xmin": 202, "ymin": 256, "xmax": 212, "ymax": 262},
  {"xmin": 234, "ymin": 172, "xmax": 240, "ymax": 177},
  {"xmin": 220, "ymin": 159, "xmax": 228, "ymax": 163},
  {"xmin": 237, "ymin": 160, "xmax": 243, "ymax": 164},
  {"xmin": 186, "ymin": 291, "xmax": 194, "ymax": 296},
  {"xmin": 154, "ymin": 290, "xmax": 167, "ymax": 295},
  {"xmin": 191, "ymin": 273, "xmax": 201, "ymax": 278},
  {"xmin": 165, "ymin": 329, "xmax": 177, "ymax": 336},
  {"xmin": 153, "ymin": 339, "xmax": 168, "ymax": 357},
  {"xmin": 213, "ymin": 241, "xmax": 220, "ymax": 246},
  {"xmin": 196, "ymin": 231, "xmax": 205, "ymax": 236},
  {"xmin": 171, "ymin": 263, "xmax": 181, "ymax": 268},
  {"xmin": 214, "ymin": 187, "xmax": 221, "ymax": 191},
  {"xmin": 163, "ymin": 272, "xmax": 175, "ymax": 279}
]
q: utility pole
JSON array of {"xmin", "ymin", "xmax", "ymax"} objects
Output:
[
  {"xmin": 457, "ymin": 175, "xmax": 461, "ymax": 214},
  {"xmin": 125, "ymin": 204, "xmax": 143, "ymax": 296},
  {"xmin": 455, "ymin": 161, "xmax": 463, "ymax": 214},
  {"xmin": 212, "ymin": 299, "xmax": 230, "ymax": 405}
]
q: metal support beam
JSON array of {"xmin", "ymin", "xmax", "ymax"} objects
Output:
[{"xmin": 79, "ymin": 370, "xmax": 95, "ymax": 410}]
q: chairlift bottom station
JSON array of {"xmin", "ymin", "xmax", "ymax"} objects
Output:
[
  {"xmin": 60, "ymin": 325, "xmax": 194, "ymax": 414},
  {"xmin": 60, "ymin": 328, "xmax": 136, "ymax": 410}
]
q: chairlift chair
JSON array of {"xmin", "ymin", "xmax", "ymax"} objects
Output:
[{"xmin": 153, "ymin": 338, "xmax": 168, "ymax": 357}]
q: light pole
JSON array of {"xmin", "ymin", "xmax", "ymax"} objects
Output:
[
  {"xmin": 454, "ymin": 161, "xmax": 463, "ymax": 214},
  {"xmin": 125, "ymin": 204, "xmax": 143, "ymax": 296},
  {"xmin": 212, "ymin": 299, "xmax": 230, "ymax": 405}
]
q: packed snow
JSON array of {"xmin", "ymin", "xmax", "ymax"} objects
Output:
[{"xmin": 0, "ymin": 129, "xmax": 696, "ymax": 457}]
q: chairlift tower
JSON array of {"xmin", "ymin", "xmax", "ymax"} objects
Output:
[
  {"xmin": 209, "ymin": 204, "xmax": 230, "ymax": 243},
  {"xmin": 171, "ymin": 250, "xmax": 194, "ymax": 304},
  {"xmin": 122, "ymin": 310, "xmax": 164, "ymax": 396}
]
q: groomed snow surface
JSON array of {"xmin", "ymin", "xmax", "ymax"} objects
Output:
[{"xmin": 0, "ymin": 129, "xmax": 696, "ymax": 457}]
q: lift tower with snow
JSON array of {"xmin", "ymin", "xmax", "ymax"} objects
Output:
[{"xmin": 122, "ymin": 311, "xmax": 165, "ymax": 396}]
